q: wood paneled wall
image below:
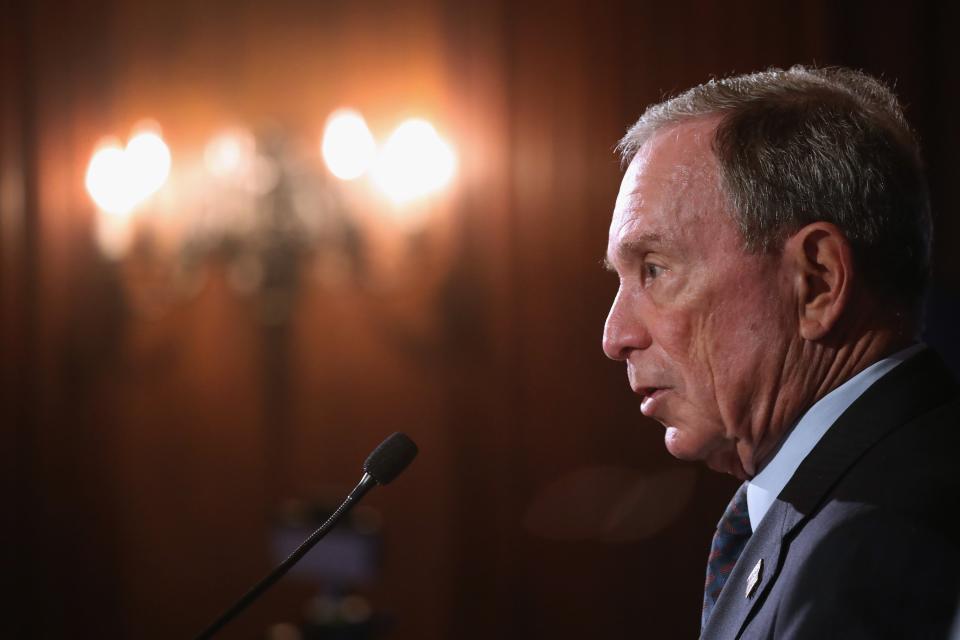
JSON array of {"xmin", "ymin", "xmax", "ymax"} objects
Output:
[{"xmin": 3, "ymin": 0, "xmax": 958, "ymax": 638}]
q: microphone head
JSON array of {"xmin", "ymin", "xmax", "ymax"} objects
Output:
[{"xmin": 363, "ymin": 432, "xmax": 418, "ymax": 485}]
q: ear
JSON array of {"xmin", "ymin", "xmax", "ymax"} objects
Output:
[{"xmin": 782, "ymin": 222, "xmax": 854, "ymax": 341}]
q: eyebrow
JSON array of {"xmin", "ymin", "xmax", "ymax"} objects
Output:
[{"xmin": 602, "ymin": 232, "xmax": 665, "ymax": 271}]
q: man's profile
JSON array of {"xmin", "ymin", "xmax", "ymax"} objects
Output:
[{"xmin": 603, "ymin": 66, "xmax": 960, "ymax": 638}]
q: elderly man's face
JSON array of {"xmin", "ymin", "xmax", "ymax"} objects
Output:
[{"xmin": 603, "ymin": 120, "xmax": 793, "ymax": 478}]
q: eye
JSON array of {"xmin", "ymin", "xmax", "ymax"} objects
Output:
[{"xmin": 644, "ymin": 262, "xmax": 665, "ymax": 282}]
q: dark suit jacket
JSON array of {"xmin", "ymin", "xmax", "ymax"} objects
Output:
[{"xmin": 702, "ymin": 348, "xmax": 960, "ymax": 639}]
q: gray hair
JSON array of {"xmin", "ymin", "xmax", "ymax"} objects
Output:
[{"xmin": 618, "ymin": 66, "xmax": 931, "ymax": 309}]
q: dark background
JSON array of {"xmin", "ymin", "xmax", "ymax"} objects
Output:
[{"xmin": 3, "ymin": 1, "xmax": 959, "ymax": 638}]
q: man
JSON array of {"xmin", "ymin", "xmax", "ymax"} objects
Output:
[{"xmin": 602, "ymin": 66, "xmax": 960, "ymax": 638}]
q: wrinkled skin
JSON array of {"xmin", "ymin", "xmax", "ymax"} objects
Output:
[{"xmin": 602, "ymin": 119, "xmax": 803, "ymax": 479}]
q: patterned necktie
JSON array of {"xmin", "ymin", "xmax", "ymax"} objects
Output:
[{"xmin": 701, "ymin": 482, "xmax": 752, "ymax": 631}]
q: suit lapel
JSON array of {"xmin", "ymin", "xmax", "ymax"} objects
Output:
[
  {"xmin": 701, "ymin": 498, "xmax": 790, "ymax": 639},
  {"xmin": 700, "ymin": 348, "xmax": 957, "ymax": 639}
]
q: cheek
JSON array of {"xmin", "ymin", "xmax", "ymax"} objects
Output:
[
  {"xmin": 654, "ymin": 309, "xmax": 697, "ymax": 370},
  {"xmin": 702, "ymin": 276, "xmax": 788, "ymax": 404},
  {"xmin": 677, "ymin": 280, "xmax": 775, "ymax": 397},
  {"xmin": 657, "ymin": 312, "xmax": 723, "ymax": 412}
]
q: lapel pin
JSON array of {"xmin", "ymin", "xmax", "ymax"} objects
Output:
[{"xmin": 746, "ymin": 558, "xmax": 763, "ymax": 598}]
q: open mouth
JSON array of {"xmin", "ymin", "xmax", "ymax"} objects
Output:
[{"xmin": 639, "ymin": 387, "xmax": 668, "ymax": 416}]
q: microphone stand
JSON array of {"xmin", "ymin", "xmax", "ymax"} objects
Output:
[{"xmin": 193, "ymin": 473, "xmax": 377, "ymax": 640}]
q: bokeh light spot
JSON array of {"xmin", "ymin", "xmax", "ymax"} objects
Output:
[
  {"xmin": 322, "ymin": 109, "xmax": 376, "ymax": 181},
  {"xmin": 372, "ymin": 118, "xmax": 456, "ymax": 204}
]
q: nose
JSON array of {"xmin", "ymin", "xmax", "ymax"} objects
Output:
[{"xmin": 602, "ymin": 287, "xmax": 651, "ymax": 360}]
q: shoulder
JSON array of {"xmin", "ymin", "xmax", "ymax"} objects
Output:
[
  {"xmin": 743, "ymin": 354, "xmax": 960, "ymax": 638},
  {"xmin": 837, "ymin": 392, "xmax": 960, "ymax": 530},
  {"xmin": 767, "ymin": 395, "xmax": 960, "ymax": 639},
  {"xmin": 774, "ymin": 506, "xmax": 960, "ymax": 639}
]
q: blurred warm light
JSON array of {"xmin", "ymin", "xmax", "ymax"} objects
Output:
[
  {"xmin": 85, "ymin": 130, "xmax": 171, "ymax": 216},
  {"xmin": 86, "ymin": 141, "xmax": 134, "ymax": 216},
  {"xmin": 372, "ymin": 118, "xmax": 456, "ymax": 204},
  {"xmin": 126, "ymin": 131, "xmax": 172, "ymax": 199},
  {"xmin": 205, "ymin": 129, "xmax": 256, "ymax": 179},
  {"xmin": 321, "ymin": 109, "xmax": 376, "ymax": 180},
  {"xmin": 95, "ymin": 208, "xmax": 135, "ymax": 260},
  {"xmin": 86, "ymin": 113, "xmax": 458, "ymax": 275}
]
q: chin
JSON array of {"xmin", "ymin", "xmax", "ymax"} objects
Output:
[
  {"xmin": 664, "ymin": 426, "xmax": 747, "ymax": 479},
  {"xmin": 663, "ymin": 426, "xmax": 705, "ymax": 461}
]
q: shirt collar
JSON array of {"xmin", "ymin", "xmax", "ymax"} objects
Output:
[{"xmin": 745, "ymin": 343, "xmax": 925, "ymax": 531}]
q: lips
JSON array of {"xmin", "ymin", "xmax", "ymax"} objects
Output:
[
  {"xmin": 634, "ymin": 385, "xmax": 666, "ymax": 399},
  {"xmin": 638, "ymin": 387, "xmax": 669, "ymax": 417}
]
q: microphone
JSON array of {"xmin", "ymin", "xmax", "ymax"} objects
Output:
[{"xmin": 194, "ymin": 432, "xmax": 418, "ymax": 640}]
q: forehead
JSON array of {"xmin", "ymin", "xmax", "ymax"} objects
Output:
[{"xmin": 610, "ymin": 118, "xmax": 729, "ymax": 252}]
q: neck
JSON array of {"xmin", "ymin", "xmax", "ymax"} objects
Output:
[{"xmin": 736, "ymin": 309, "xmax": 916, "ymax": 477}]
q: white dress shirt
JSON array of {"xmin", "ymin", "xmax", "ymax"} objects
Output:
[{"xmin": 746, "ymin": 343, "xmax": 925, "ymax": 532}]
